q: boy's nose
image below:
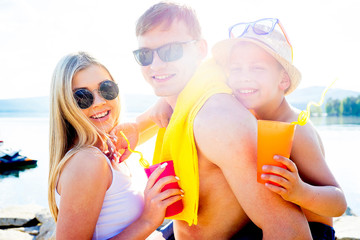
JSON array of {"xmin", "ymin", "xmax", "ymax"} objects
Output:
[
  {"xmin": 240, "ymin": 75, "xmax": 252, "ymax": 82},
  {"xmin": 236, "ymin": 72, "xmax": 252, "ymax": 82}
]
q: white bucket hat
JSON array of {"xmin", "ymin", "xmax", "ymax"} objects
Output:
[{"xmin": 212, "ymin": 19, "xmax": 301, "ymax": 95}]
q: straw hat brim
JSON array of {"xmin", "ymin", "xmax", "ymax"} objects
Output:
[{"xmin": 212, "ymin": 38, "xmax": 301, "ymax": 95}]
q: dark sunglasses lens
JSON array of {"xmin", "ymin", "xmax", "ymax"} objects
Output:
[
  {"xmin": 253, "ymin": 19, "xmax": 275, "ymax": 35},
  {"xmin": 99, "ymin": 80, "xmax": 119, "ymax": 100},
  {"xmin": 230, "ymin": 23, "xmax": 248, "ymax": 38},
  {"xmin": 158, "ymin": 43, "xmax": 183, "ymax": 62},
  {"xmin": 134, "ymin": 48, "xmax": 153, "ymax": 66},
  {"xmin": 74, "ymin": 89, "xmax": 94, "ymax": 109}
]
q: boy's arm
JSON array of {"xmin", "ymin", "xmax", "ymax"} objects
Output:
[
  {"xmin": 289, "ymin": 122, "xmax": 347, "ymax": 216},
  {"xmin": 194, "ymin": 94, "xmax": 311, "ymax": 239}
]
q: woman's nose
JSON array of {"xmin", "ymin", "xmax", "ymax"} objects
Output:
[{"xmin": 92, "ymin": 90, "xmax": 106, "ymax": 107}]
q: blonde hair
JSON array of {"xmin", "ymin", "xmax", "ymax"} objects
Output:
[{"xmin": 48, "ymin": 52, "xmax": 120, "ymax": 221}]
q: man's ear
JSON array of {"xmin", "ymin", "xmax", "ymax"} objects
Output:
[
  {"xmin": 196, "ymin": 39, "xmax": 208, "ymax": 60},
  {"xmin": 279, "ymin": 70, "xmax": 291, "ymax": 91}
]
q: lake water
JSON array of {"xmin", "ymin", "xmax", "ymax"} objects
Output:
[{"xmin": 0, "ymin": 114, "xmax": 359, "ymax": 216}]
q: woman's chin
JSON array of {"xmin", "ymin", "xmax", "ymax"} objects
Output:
[{"xmin": 92, "ymin": 121, "xmax": 113, "ymax": 133}]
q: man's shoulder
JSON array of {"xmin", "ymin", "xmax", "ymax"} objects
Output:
[
  {"xmin": 193, "ymin": 93, "xmax": 257, "ymax": 145},
  {"xmin": 195, "ymin": 93, "xmax": 253, "ymax": 125},
  {"xmin": 193, "ymin": 93, "xmax": 257, "ymax": 166}
]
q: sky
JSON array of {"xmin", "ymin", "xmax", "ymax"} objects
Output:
[{"xmin": 1, "ymin": 0, "xmax": 360, "ymax": 100}]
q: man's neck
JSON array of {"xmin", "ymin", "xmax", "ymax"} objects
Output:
[{"xmin": 166, "ymin": 95, "xmax": 179, "ymax": 110}]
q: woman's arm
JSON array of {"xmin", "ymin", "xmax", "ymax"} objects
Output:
[
  {"xmin": 56, "ymin": 148, "xmax": 112, "ymax": 239},
  {"xmin": 110, "ymin": 162, "xmax": 183, "ymax": 240},
  {"xmin": 57, "ymin": 149, "xmax": 183, "ymax": 240}
]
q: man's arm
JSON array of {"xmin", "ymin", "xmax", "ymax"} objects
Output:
[
  {"xmin": 135, "ymin": 102, "xmax": 161, "ymax": 145},
  {"xmin": 194, "ymin": 94, "xmax": 312, "ymax": 240}
]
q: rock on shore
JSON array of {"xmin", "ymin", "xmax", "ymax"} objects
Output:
[
  {"xmin": 0, "ymin": 205, "xmax": 359, "ymax": 239},
  {"xmin": 0, "ymin": 205, "xmax": 55, "ymax": 240}
]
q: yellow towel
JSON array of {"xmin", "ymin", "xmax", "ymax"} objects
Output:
[{"xmin": 152, "ymin": 58, "xmax": 232, "ymax": 225}]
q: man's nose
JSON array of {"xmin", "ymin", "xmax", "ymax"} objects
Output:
[{"xmin": 150, "ymin": 51, "xmax": 166, "ymax": 70}]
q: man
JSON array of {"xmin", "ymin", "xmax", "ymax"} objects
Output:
[{"xmin": 133, "ymin": 2, "xmax": 312, "ymax": 239}]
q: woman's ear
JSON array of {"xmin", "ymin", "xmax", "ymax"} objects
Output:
[{"xmin": 279, "ymin": 70, "xmax": 291, "ymax": 91}]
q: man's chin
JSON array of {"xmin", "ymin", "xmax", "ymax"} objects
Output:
[
  {"xmin": 152, "ymin": 86, "xmax": 185, "ymax": 98},
  {"xmin": 153, "ymin": 89, "xmax": 171, "ymax": 97}
]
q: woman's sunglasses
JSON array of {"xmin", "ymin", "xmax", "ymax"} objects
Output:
[
  {"xmin": 73, "ymin": 80, "xmax": 119, "ymax": 109},
  {"xmin": 133, "ymin": 40, "xmax": 196, "ymax": 66}
]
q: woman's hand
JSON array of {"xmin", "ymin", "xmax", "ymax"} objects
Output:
[
  {"xmin": 105, "ymin": 137, "xmax": 120, "ymax": 163},
  {"xmin": 261, "ymin": 155, "xmax": 307, "ymax": 205},
  {"xmin": 139, "ymin": 162, "xmax": 184, "ymax": 229},
  {"xmin": 109, "ymin": 122, "xmax": 139, "ymax": 162},
  {"xmin": 149, "ymin": 98, "xmax": 173, "ymax": 128}
]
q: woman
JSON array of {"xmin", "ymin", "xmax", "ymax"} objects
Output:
[{"xmin": 48, "ymin": 52, "xmax": 183, "ymax": 239}]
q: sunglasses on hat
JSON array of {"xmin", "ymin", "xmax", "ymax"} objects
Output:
[
  {"xmin": 73, "ymin": 80, "xmax": 119, "ymax": 109},
  {"xmin": 133, "ymin": 40, "xmax": 197, "ymax": 66},
  {"xmin": 228, "ymin": 18, "xmax": 293, "ymax": 60}
]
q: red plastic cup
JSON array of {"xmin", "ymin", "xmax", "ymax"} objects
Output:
[
  {"xmin": 144, "ymin": 160, "xmax": 184, "ymax": 217},
  {"xmin": 257, "ymin": 120, "xmax": 296, "ymax": 185}
]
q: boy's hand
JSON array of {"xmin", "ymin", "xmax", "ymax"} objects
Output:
[
  {"xmin": 109, "ymin": 122, "xmax": 139, "ymax": 162},
  {"xmin": 261, "ymin": 155, "xmax": 307, "ymax": 205},
  {"xmin": 150, "ymin": 98, "xmax": 173, "ymax": 128}
]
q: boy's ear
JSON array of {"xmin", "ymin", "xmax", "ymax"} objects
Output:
[{"xmin": 279, "ymin": 70, "xmax": 291, "ymax": 91}]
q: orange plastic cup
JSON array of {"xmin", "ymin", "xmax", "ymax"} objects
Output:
[
  {"xmin": 144, "ymin": 160, "xmax": 184, "ymax": 217},
  {"xmin": 257, "ymin": 120, "xmax": 296, "ymax": 185}
]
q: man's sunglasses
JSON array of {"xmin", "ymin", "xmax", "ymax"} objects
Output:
[
  {"xmin": 73, "ymin": 80, "xmax": 119, "ymax": 109},
  {"xmin": 133, "ymin": 40, "xmax": 196, "ymax": 66}
]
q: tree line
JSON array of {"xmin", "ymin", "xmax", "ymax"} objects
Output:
[{"xmin": 317, "ymin": 95, "xmax": 360, "ymax": 116}]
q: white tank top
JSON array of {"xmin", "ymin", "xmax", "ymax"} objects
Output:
[{"xmin": 55, "ymin": 148, "xmax": 144, "ymax": 240}]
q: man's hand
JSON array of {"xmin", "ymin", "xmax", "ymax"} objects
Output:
[{"xmin": 149, "ymin": 98, "xmax": 173, "ymax": 128}]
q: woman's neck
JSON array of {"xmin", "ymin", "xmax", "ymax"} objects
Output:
[{"xmin": 72, "ymin": 135, "xmax": 107, "ymax": 151}]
